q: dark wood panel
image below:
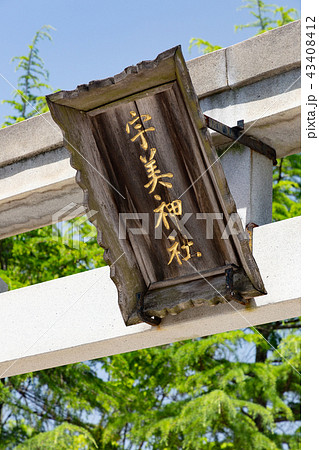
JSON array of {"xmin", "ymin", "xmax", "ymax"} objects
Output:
[{"xmin": 88, "ymin": 83, "xmax": 239, "ymax": 287}]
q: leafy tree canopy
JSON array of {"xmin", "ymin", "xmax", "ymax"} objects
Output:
[
  {"xmin": 189, "ymin": 1, "xmax": 299, "ymax": 54},
  {"xmin": 235, "ymin": 0, "xmax": 299, "ymax": 34},
  {"xmin": 1, "ymin": 25, "xmax": 54, "ymax": 127}
]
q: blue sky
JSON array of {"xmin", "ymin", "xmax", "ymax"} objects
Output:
[{"xmin": 0, "ymin": 0, "xmax": 300, "ymax": 121}]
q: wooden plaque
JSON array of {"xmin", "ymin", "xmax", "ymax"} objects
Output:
[{"xmin": 47, "ymin": 46, "xmax": 266, "ymax": 325}]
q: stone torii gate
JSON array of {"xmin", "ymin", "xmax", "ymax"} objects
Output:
[{"xmin": 0, "ymin": 21, "xmax": 301, "ymax": 378}]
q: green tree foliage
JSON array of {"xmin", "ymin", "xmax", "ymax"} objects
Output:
[
  {"xmin": 0, "ymin": 320, "xmax": 301, "ymax": 448},
  {"xmin": 272, "ymin": 154, "xmax": 301, "ymax": 221},
  {"xmin": 95, "ymin": 324, "xmax": 300, "ymax": 449},
  {"xmin": 1, "ymin": 25, "xmax": 54, "ymax": 127},
  {"xmin": 0, "ymin": 20, "xmax": 300, "ymax": 449},
  {"xmin": 189, "ymin": 1, "xmax": 299, "ymax": 54},
  {"xmin": 188, "ymin": 39, "xmax": 222, "ymax": 55},
  {"xmin": 14, "ymin": 423, "xmax": 98, "ymax": 450},
  {"xmin": 235, "ymin": 1, "xmax": 299, "ymax": 34},
  {"xmin": 0, "ymin": 221, "xmax": 105, "ymax": 290},
  {"xmin": 235, "ymin": 0, "xmax": 278, "ymax": 33}
]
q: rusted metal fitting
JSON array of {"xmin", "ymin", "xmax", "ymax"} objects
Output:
[
  {"xmin": 136, "ymin": 292, "xmax": 161, "ymax": 326},
  {"xmin": 204, "ymin": 115, "xmax": 277, "ymax": 166},
  {"xmin": 225, "ymin": 268, "xmax": 246, "ymax": 305}
]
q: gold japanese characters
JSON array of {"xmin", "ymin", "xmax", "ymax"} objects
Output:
[{"xmin": 126, "ymin": 111, "xmax": 202, "ymax": 266}]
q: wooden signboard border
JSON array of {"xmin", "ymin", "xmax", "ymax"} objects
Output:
[{"xmin": 47, "ymin": 46, "xmax": 266, "ymax": 325}]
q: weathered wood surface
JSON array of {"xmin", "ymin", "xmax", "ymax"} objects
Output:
[
  {"xmin": 47, "ymin": 46, "xmax": 266, "ymax": 325},
  {"xmin": 129, "ymin": 268, "xmax": 259, "ymax": 324}
]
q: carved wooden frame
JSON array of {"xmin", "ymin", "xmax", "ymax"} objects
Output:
[{"xmin": 47, "ymin": 46, "xmax": 266, "ymax": 325}]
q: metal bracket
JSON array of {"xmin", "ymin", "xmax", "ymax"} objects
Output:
[
  {"xmin": 136, "ymin": 292, "xmax": 161, "ymax": 326},
  {"xmin": 225, "ymin": 268, "xmax": 247, "ymax": 305},
  {"xmin": 204, "ymin": 115, "xmax": 277, "ymax": 166}
]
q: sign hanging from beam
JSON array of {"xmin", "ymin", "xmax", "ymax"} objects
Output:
[{"xmin": 47, "ymin": 46, "xmax": 266, "ymax": 326}]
